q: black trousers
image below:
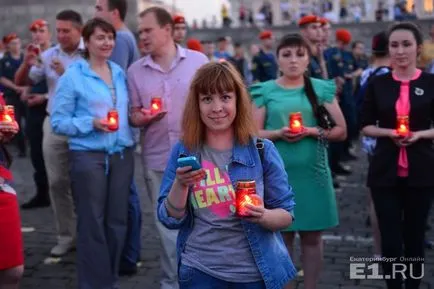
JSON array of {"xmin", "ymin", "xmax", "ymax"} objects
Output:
[
  {"xmin": 26, "ymin": 105, "xmax": 48, "ymax": 200},
  {"xmin": 371, "ymin": 179, "xmax": 433, "ymax": 289}
]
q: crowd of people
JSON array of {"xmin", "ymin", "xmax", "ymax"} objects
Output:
[{"xmin": 0, "ymin": 1, "xmax": 433, "ymax": 289}]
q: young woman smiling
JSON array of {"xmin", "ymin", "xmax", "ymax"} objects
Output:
[
  {"xmin": 251, "ymin": 33, "xmax": 346, "ymax": 289},
  {"xmin": 157, "ymin": 61, "xmax": 297, "ymax": 289},
  {"xmin": 361, "ymin": 22, "xmax": 434, "ymax": 289}
]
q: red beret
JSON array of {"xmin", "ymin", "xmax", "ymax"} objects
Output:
[
  {"xmin": 336, "ymin": 29, "xmax": 352, "ymax": 44},
  {"xmin": 29, "ymin": 19, "xmax": 48, "ymax": 31},
  {"xmin": 259, "ymin": 30, "xmax": 273, "ymax": 40},
  {"xmin": 3, "ymin": 33, "xmax": 18, "ymax": 45},
  {"xmin": 186, "ymin": 38, "xmax": 202, "ymax": 52},
  {"xmin": 173, "ymin": 15, "xmax": 186, "ymax": 25},
  {"xmin": 319, "ymin": 17, "xmax": 329, "ymax": 26},
  {"xmin": 298, "ymin": 15, "xmax": 321, "ymax": 27}
]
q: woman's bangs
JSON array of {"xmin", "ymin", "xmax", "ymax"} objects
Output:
[
  {"xmin": 277, "ymin": 34, "xmax": 311, "ymax": 55},
  {"xmin": 194, "ymin": 65, "xmax": 237, "ymax": 96}
]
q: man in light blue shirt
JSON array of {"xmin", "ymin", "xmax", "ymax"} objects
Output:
[
  {"xmin": 14, "ymin": 10, "xmax": 84, "ymax": 258},
  {"xmin": 94, "ymin": 0, "xmax": 142, "ymax": 276}
]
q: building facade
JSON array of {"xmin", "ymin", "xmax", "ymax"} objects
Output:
[
  {"xmin": 228, "ymin": 0, "xmax": 434, "ymax": 27},
  {"xmin": 0, "ymin": 0, "xmax": 138, "ymax": 40}
]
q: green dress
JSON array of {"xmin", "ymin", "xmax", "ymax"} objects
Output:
[{"xmin": 250, "ymin": 78, "xmax": 339, "ymax": 231}]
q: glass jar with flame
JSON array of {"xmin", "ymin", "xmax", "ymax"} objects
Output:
[
  {"xmin": 151, "ymin": 97, "xmax": 163, "ymax": 114},
  {"xmin": 289, "ymin": 112, "xmax": 303, "ymax": 134},
  {"xmin": 107, "ymin": 109, "xmax": 119, "ymax": 131},
  {"xmin": 396, "ymin": 115, "xmax": 409, "ymax": 137},
  {"xmin": 235, "ymin": 180, "xmax": 259, "ymax": 217},
  {"xmin": 1, "ymin": 105, "xmax": 15, "ymax": 123}
]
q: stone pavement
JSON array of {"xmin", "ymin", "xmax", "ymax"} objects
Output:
[{"xmin": 10, "ymin": 147, "xmax": 434, "ymax": 289}]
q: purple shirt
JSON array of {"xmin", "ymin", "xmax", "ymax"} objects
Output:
[{"xmin": 127, "ymin": 45, "xmax": 208, "ymax": 171}]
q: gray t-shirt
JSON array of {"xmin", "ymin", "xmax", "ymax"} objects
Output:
[
  {"xmin": 181, "ymin": 145, "xmax": 262, "ymax": 282},
  {"xmin": 110, "ymin": 29, "xmax": 140, "ymax": 71}
]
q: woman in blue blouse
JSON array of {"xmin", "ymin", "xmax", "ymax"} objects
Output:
[{"xmin": 50, "ymin": 18, "xmax": 134, "ymax": 289}]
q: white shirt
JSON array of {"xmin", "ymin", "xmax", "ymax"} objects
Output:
[{"xmin": 29, "ymin": 39, "xmax": 85, "ymax": 114}]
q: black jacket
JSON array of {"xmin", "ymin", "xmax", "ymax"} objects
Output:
[{"xmin": 361, "ymin": 72, "xmax": 434, "ymax": 187}]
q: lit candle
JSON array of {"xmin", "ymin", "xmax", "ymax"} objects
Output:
[
  {"xmin": 151, "ymin": 97, "xmax": 162, "ymax": 114},
  {"xmin": 107, "ymin": 109, "xmax": 119, "ymax": 131},
  {"xmin": 235, "ymin": 180, "xmax": 256, "ymax": 217},
  {"xmin": 289, "ymin": 112, "xmax": 303, "ymax": 134},
  {"xmin": 2, "ymin": 106, "xmax": 15, "ymax": 123},
  {"xmin": 28, "ymin": 44, "xmax": 40, "ymax": 56},
  {"xmin": 396, "ymin": 115, "xmax": 409, "ymax": 137}
]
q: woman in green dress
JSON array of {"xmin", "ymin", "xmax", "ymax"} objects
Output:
[{"xmin": 251, "ymin": 34, "xmax": 347, "ymax": 289}]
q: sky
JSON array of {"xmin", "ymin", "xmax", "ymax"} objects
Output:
[{"xmin": 162, "ymin": 0, "xmax": 230, "ymax": 24}]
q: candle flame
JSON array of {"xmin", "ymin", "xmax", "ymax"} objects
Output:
[
  {"xmin": 240, "ymin": 195, "xmax": 254, "ymax": 208},
  {"xmin": 4, "ymin": 115, "xmax": 12, "ymax": 122},
  {"xmin": 292, "ymin": 120, "xmax": 301, "ymax": 128},
  {"xmin": 152, "ymin": 103, "xmax": 160, "ymax": 110},
  {"xmin": 109, "ymin": 117, "xmax": 117, "ymax": 124}
]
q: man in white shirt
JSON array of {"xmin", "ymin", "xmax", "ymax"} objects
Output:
[{"xmin": 15, "ymin": 10, "xmax": 84, "ymax": 257}]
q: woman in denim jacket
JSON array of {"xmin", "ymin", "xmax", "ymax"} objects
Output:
[
  {"xmin": 157, "ymin": 61, "xmax": 297, "ymax": 289},
  {"xmin": 50, "ymin": 19, "xmax": 134, "ymax": 289}
]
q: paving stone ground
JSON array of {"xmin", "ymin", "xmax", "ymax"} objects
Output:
[{"xmin": 10, "ymin": 146, "xmax": 434, "ymax": 289}]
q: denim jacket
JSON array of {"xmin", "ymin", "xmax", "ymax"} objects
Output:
[
  {"xmin": 51, "ymin": 59, "xmax": 134, "ymax": 153},
  {"xmin": 157, "ymin": 138, "xmax": 297, "ymax": 289}
]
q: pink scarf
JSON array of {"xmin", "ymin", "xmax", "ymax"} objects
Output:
[{"xmin": 392, "ymin": 69, "xmax": 422, "ymax": 177}]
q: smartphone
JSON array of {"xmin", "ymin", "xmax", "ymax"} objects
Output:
[{"xmin": 177, "ymin": 156, "xmax": 202, "ymax": 171}]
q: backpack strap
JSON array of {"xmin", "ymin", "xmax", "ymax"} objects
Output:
[{"xmin": 256, "ymin": 138, "xmax": 265, "ymax": 166}]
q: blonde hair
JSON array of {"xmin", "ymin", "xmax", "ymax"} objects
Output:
[{"xmin": 181, "ymin": 61, "xmax": 257, "ymax": 151}]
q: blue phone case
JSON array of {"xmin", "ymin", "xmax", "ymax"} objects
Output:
[{"xmin": 177, "ymin": 156, "xmax": 202, "ymax": 171}]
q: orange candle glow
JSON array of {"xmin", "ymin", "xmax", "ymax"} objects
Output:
[
  {"xmin": 289, "ymin": 112, "xmax": 303, "ymax": 134},
  {"xmin": 396, "ymin": 115, "xmax": 409, "ymax": 137},
  {"xmin": 2, "ymin": 106, "xmax": 15, "ymax": 123},
  {"xmin": 28, "ymin": 44, "xmax": 40, "ymax": 56},
  {"xmin": 107, "ymin": 109, "xmax": 119, "ymax": 131},
  {"xmin": 151, "ymin": 97, "xmax": 162, "ymax": 114},
  {"xmin": 236, "ymin": 180, "xmax": 256, "ymax": 217}
]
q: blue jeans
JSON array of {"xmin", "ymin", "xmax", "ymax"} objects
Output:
[
  {"xmin": 120, "ymin": 181, "xmax": 142, "ymax": 270},
  {"xmin": 179, "ymin": 264, "xmax": 266, "ymax": 289}
]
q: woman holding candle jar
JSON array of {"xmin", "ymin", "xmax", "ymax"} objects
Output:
[
  {"xmin": 50, "ymin": 18, "xmax": 134, "ymax": 289},
  {"xmin": 361, "ymin": 22, "xmax": 434, "ymax": 289},
  {"xmin": 157, "ymin": 61, "xmax": 297, "ymax": 289},
  {"xmin": 0, "ymin": 94, "xmax": 23, "ymax": 289},
  {"xmin": 251, "ymin": 33, "xmax": 347, "ymax": 289}
]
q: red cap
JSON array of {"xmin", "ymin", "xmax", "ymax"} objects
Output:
[
  {"xmin": 259, "ymin": 30, "xmax": 273, "ymax": 40},
  {"xmin": 336, "ymin": 29, "xmax": 352, "ymax": 45},
  {"xmin": 298, "ymin": 15, "xmax": 321, "ymax": 27},
  {"xmin": 29, "ymin": 19, "xmax": 48, "ymax": 31},
  {"xmin": 319, "ymin": 17, "xmax": 329, "ymax": 26},
  {"xmin": 3, "ymin": 33, "xmax": 18, "ymax": 45},
  {"xmin": 173, "ymin": 15, "xmax": 186, "ymax": 25},
  {"xmin": 186, "ymin": 38, "xmax": 202, "ymax": 52}
]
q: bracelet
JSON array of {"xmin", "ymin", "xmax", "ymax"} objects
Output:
[
  {"xmin": 165, "ymin": 197, "xmax": 186, "ymax": 213},
  {"xmin": 317, "ymin": 127, "xmax": 324, "ymax": 140}
]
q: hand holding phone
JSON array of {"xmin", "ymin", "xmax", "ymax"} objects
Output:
[
  {"xmin": 176, "ymin": 156, "xmax": 206, "ymax": 187},
  {"xmin": 177, "ymin": 156, "xmax": 202, "ymax": 171}
]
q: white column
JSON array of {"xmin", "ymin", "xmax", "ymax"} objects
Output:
[
  {"xmin": 230, "ymin": 0, "xmax": 240, "ymax": 27},
  {"xmin": 415, "ymin": 0, "xmax": 425, "ymax": 18},
  {"xmin": 365, "ymin": 0, "xmax": 378, "ymax": 21},
  {"xmin": 271, "ymin": 0, "xmax": 282, "ymax": 26},
  {"xmin": 251, "ymin": 0, "xmax": 262, "ymax": 26},
  {"xmin": 387, "ymin": 0, "xmax": 395, "ymax": 20},
  {"xmin": 332, "ymin": 0, "xmax": 340, "ymax": 23}
]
